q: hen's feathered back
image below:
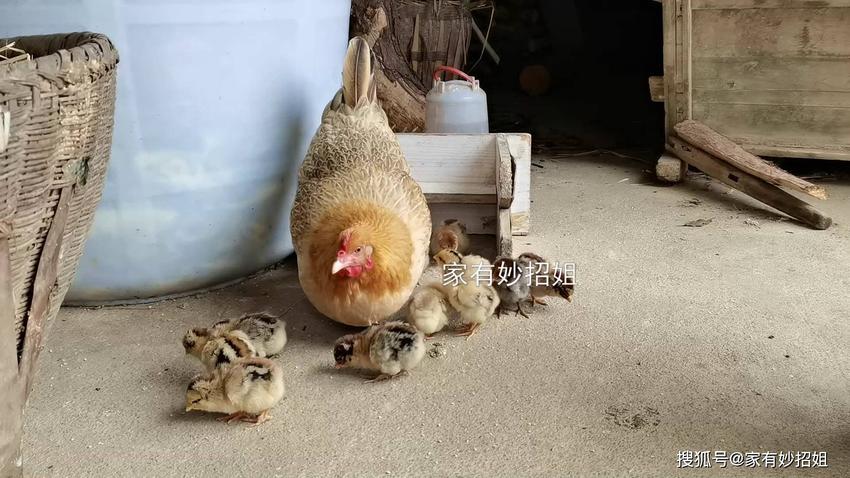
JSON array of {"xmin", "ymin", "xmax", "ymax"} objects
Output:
[{"xmin": 290, "ymin": 37, "xmax": 431, "ymax": 326}]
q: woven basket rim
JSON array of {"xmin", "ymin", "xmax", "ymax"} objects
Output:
[{"xmin": 0, "ymin": 32, "xmax": 118, "ymax": 81}]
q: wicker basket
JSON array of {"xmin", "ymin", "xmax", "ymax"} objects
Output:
[{"xmin": 0, "ymin": 32, "xmax": 118, "ymax": 475}]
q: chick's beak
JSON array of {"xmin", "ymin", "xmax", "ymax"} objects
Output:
[{"xmin": 334, "ymin": 363, "xmax": 344, "ymax": 369}]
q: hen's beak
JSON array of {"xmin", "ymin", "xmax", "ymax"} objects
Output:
[
  {"xmin": 332, "ymin": 253, "xmax": 357, "ymax": 275},
  {"xmin": 185, "ymin": 406, "xmax": 192, "ymax": 412}
]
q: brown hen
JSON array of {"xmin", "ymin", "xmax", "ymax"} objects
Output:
[{"xmin": 290, "ymin": 37, "xmax": 431, "ymax": 326}]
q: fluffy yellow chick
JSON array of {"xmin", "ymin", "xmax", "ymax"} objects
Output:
[
  {"xmin": 185, "ymin": 357, "xmax": 285, "ymax": 425},
  {"xmin": 407, "ymin": 283, "xmax": 451, "ymax": 337},
  {"xmin": 445, "ymin": 254, "xmax": 500, "ymax": 339},
  {"xmin": 200, "ymin": 330, "xmax": 257, "ymax": 373},
  {"xmin": 333, "ymin": 321, "xmax": 426, "ymax": 382},
  {"xmin": 430, "ymin": 219, "xmax": 470, "ymax": 255}
]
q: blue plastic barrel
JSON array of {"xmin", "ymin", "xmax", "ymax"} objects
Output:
[{"xmin": 0, "ymin": 0, "xmax": 351, "ymax": 303}]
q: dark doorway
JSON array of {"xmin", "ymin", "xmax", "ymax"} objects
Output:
[{"xmin": 469, "ymin": 0, "xmax": 665, "ymax": 160}]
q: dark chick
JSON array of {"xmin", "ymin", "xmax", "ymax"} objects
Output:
[
  {"xmin": 517, "ymin": 252, "xmax": 575, "ymax": 306},
  {"xmin": 492, "ymin": 256, "xmax": 533, "ymax": 318}
]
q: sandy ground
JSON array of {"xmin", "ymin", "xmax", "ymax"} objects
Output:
[{"xmin": 22, "ymin": 154, "xmax": 850, "ymax": 477}]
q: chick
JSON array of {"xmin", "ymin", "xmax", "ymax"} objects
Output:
[
  {"xmin": 333, "ymin": 321, "xmax": 426, "ymax": 382},
  {"xmin": 430, "ymin": 219, "xmax": 470, "ymax": 255},
  {"xmin": 185, "ymin": 357, "xmax": 285, "ymax": 425},
  {"xmin": 445, "ymin": 254, "xmax": 500, "ymax": 338},
  {"xmin": 530, "ymin": 271, "xmax": 575, "ymax": 304},
  {"xmin": 518, "ymin": 252, "xmax": 575, "ymax": 306},
  {"xmin": 492, "ymin": 255, "xmax": 533, "ymax": 318},
  {"xmin": 407, "ymin": 283, "xmax": 450, "ymax": 337},
  {"xmin": 433, "ymin": 248, "xmax": 463, "ymax": 267},
  {"xmin": 182, "ymin": 327, "xmax": 214, "ymax": 359},
  {"xmin": 199, "ymin": 330, "xmax": 257, "ymax": 373}
]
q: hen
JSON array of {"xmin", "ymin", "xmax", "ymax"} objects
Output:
[{"xmin": 290, "ymin": 38, "xmax": 432, "ymax": 326}]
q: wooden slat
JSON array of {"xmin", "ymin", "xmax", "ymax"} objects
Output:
[
  {"xmin": 691, "ymin": 102, "xmax": 850, "ymax": 151},
  {"xmin": 495, "ymin": 134, "xmax": 513, "ymax": 208},
  {"xmin": 422, "ymin": 182, "xmax": 495, "ymax": 204},
  {"xmin": 691, "ymin": 8, "xmax": 850, "ymax": 58},
  {"xmin": 692, "ymin": 0, "xmax": 850, "ymax": 9},
  {"xmin": 497, "ymin": 208, "xmax": 512, "ymax": 258},
  {"xmin": 742, "ymin": 144, "xmax": 850, "ymax": 161},
  {"xmin": 693, "ymin": 57, "xmax": 850, "ymax": 93},
  {"xmin": 669, "ymin": 137, "xmax": 832, "ymax": 229},
  {"xmin": 505, "ymin": 134, "xmax": 531, "ymax": 235},
  {"xmin": 693, "ymin": 89, "xmax": 850, "ymax": 109},
  {"xmin": 674, "ymin": 120, "xmax": 828, "ymax": 199},
  {"xmin": 399, "ymin": 134, "xmax": 496, "ymax": 186},
  {"xmin": 20, "ymin": 185, "xmax": 72, "ymax": 393}
]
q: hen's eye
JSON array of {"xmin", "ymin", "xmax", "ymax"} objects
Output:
[{"xmin": 355, "ymin": 247, "xmax": 362, "ymax": 253}]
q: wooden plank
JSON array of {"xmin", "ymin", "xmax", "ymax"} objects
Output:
[
  {"xmin": 399, "ymin": 134, "xmax": 496, "ymax": 187},
  {"xmin": 0, "ymin": 236, "xmax": 23, "ymax": 478},
  {"xmin": 662, "ymin": 0, "xmax": 680, "ymax": 136},
  {"xmin": 691, "ymin": 8, "xmax": 850, "ymax": 58},
  {"xmin": 693, "ymin": 89, "xmax": 850, "ymax": 109},
  {"xmin": 675, "ymin": 120, "xmax": 828, "ymax": 199},
  {"xmin": 743, "ymin": 144, "xmax": 850, "ymax": 161},
  {"xmin": 495, "ymin": 134, "xmax": 513, "ymax": 208},
  {"xmin": 648, "ymin": 76, "xmax": 665, "ymax": 102},
  {"xmin": 691, "ymin": 102, "xmax": 850, "ymax": 151},
  {"xmin": 497, "ymin": 208, "xmax": 512, "ymax": 258},
  {"xmin": 692, "ymin": 0, "xmax": 850, "ymax": 9},
  {"xmin": 422, "ymin": 181, "xmax": 495, "ymax": 204},
  {"xmin": 505, "ymin": 133, "xmax": 531, "ymax": 236},
  {"xmin": 693, "ymin": 57, "xmax": 850, "ymax": 93},
  {"xmin": 669, "ymin": 137, "xmax": 831, "ymax": 229},
  {"xmin": 20, "ymin": 185, "xmax": 72, "ymax": 394}
]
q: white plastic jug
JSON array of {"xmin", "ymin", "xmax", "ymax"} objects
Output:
[{"xmin": 425, "ymin": 66, "xmax": 489, "ymax": 134}]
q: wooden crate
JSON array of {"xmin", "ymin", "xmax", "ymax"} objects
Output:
[
  {"xmin": 398, "ymin": 133, "xmax": 531, "ymax": 258},
  {"xmin": 653, "ymin": 0, "xmax": 850, "ymax": 179}
]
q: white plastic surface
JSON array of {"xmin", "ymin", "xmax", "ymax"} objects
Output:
[
  {"xmin": 425, "ymin": 79, "xmax": 489, "ymax": 134},
  {"xmin": 0, "ymin": 0, "xmax": 351, "ymax": 302}
]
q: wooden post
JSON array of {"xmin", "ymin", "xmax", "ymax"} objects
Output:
[
  {"xmin": 669, "ymin": 137, "xmax": 831, "ymax": 230},
  {"xmin": 0, "ymin": 236, "xmax": 23, "ymax": 478}
]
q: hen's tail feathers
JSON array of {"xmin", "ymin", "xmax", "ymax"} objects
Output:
[{"xmin": 343, "ymin": 37, "xmax": 377, "ymax": 108}]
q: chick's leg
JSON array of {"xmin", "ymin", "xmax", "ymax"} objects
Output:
[
  {"xmin": 246, "ymin": 410, "xmax": 272, "ymax": 427},
  {"xmin": 455, "ymin": 323, "xmax": 480, "ymax": 340},
  {"xmin": 218, "ymin": 412, "xmax": 247, "ymax": 423},
  {"xmin": 528, "ymin": 294, "xmax": 548, "ymax": 307},
  {"xmin": 515, "ymin": 302, "xmax": 530, "ymax": 318},
  {"xmin": 365, "ymin": 374, "xmax": 393, "ymax": 384}
]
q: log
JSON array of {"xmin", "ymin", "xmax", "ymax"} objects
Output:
[
  {"xmin": 674, "ymin": 120, "xmax": 828, "ymax": 200},
  {"xmin": 669, "ymin": 137, "xmax": 832, "ymax": 230}
]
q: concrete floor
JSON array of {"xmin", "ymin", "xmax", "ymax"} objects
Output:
[{"xmin": 22, "ymin": 154, "xmax": 850, "ymax": 477}]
